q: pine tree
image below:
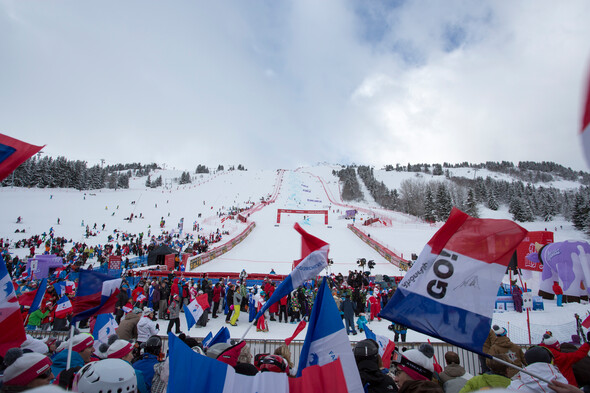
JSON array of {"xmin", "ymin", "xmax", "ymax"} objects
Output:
[
  {"xmin": 487, "ymin": 192, "xmax": 499, "ymax": 211},
  {"xmin": 145, "ymin": 176, "xmax": 152, "ymax": 188},
  {"xmin": 572, "ymin": 192, "xmax": 589, "ymax": 230},
  {"xmin": 465, "ymin": 189, "xmax": 479, "ymax": 217},
  {"xmin": 423, "ymin": 189, "xmax": 437, "ymax": 222},
  {"xmin": 435, "ymin": 183, "xmax": 453, "ymax": 221}
]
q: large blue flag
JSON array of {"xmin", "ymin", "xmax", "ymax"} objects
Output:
[
  {"xmin": 379, "ymin": 208, "xmax": 527, "ymax": 356},
  {"xmin": 297, "ymin": 277, "xmax": 363, "ymax": 393},
  {"xmin": 202, "ymin": 326, "xmax": 230, "ymax": 349},
  {"xmin": 28, "ymin": 278, "xmax": 47, "ymax": 315},
  {"xmin": 255, "ymin": 224, "xmax": 329, "ymax": 319}
]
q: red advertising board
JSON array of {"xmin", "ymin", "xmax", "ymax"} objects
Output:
[
  {"xmin": 108, "ymin": 255, "xmax": 122, "ymax": 269},
  {"xmin": 516, "ymin": 231, "xmax": 554, "ymax": 272},
  {"xmin": 164, "ymin": 254, "xmax": 176, "ymax": 271}
]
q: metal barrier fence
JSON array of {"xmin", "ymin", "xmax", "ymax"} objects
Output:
[{"xmin": 27, "ymin": 329, "xmax": 499, "ymax": 376}]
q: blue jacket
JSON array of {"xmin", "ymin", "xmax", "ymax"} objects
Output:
[
  {"xmin": 51, "ymin": 350, "xmax": 85, "ymax": 377},
  {"xmin": 133, "ymin": 353, "xmax": 160, "ymax": 392}
]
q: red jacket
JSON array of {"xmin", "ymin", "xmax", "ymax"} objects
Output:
[
  {"xmin": 213, "ymin": 286, "xmax": 221, "ymax": 302},
  {"xmin": 541, "ymin": 342, "xmax": 590, "ymax": 386},
  {"xmin": 552, "ymin": 282, "xmax": 563, "ymax": 295}
]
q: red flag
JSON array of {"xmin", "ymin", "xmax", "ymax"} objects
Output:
[
  {"xmin": 292, "ymin": 222, "xmax": 329, "ymax": 268},
  {"xmin": 0, "ymin": 134, "xmax": 44, "ymax": 182},
  {"xmin": 0, "ymin": 258, "xmax": 26, "ymax": 356},
  {"xmin": 285, "ymin": 320, "xmax": 307, "ymax": 346},
  {"xmin": 289, "ymin": 357, "xmax": 348, "ymax": 393},
  {"xmin": 17, "ymin": 289, "xmax": 39, "ymax": 307},
  {"xmin": 582, "ymin": 314, "xmax": 590, "ymax": 329}
]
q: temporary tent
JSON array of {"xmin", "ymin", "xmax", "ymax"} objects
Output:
[{"xmin": 147, "ymin": 245, "xmax": 178, "ymax": 266}]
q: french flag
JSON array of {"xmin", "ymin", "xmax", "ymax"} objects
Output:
[
  {"xmin": 0, "ymin": 256, "xmax": 26, "ymax": 356},
  {"xmin": 136, "ymin": 293, "xmax": 146, "ymax": 303},
  {"xmin": 55, "ymin": 296, "xmax": 73, "ymax": 319},
  {"xmin": 65, "ymin": 280, "xmax": 75, "ymax": 294},
  {"xmin": 183, "ymin": 293, "xmax": 210, "ymax": 330},
  {"xmin": 379, "ymin": 208, "xmax": 527, "ymax": 355},
  {"xmin": 167, "ymin": 332, "xmax": 349, "ymax": 393},
  {"xmin": 122, "ymin": 302, "xmax": 133, "ymax": 313},
  {"xmin": 27, "ymin": 278, "xmax": 47, "ymax": 315},
  {"xmin": 0, "ymin": 134, "xmax": 44, "ymax": 182},
  {"xmin": 297, "ymin": 277, "xmax": 363, "ymax": 393},
  {"xmin": 255, "ymin": 223, "xmax": 329, "ymax": 320},
  {"xmin": 72, "ymin": 271, "xmax": 122, "ymax": 323},
  {"xmin": 363, "ymin": 325, "xmax": 396, "ymax": 369}
]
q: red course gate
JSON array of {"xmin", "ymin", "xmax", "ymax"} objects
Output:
[{"xmin": 276, "ymin": 209, "xmax": 328, "ymax": 225}]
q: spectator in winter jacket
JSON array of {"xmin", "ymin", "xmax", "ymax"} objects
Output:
[
  {"xmin": 357, "ymin": 313, "xmax": 368, "ymax": 333},
  {"xmin": 167, "ymin": 295, "xmax": 181, "ymax": 334},
  {"xmin": 212, "ymin": 282, "xmax": 222, "ymax": 318},
  {"xmin": 508, "ymin": 346, "xmax": 568, "ymax": 393},
  {"xmin": 340, "ymin": 294, "xmax": 357, "ymax": 335},
  {"xmin": 225, "ymin": 284, "xmax": 235, "ymax": 321},
  {"xmin": 486, "ymin": 325, "xmax": 525, "ymax": 378},
  {"xmin": 117, "ymin": 307, "xmax": 142, "ymax": 340},
  {"xmin": 115, "ymin": 284, "xmax": 130, "ymax": 324},
  {"xmin": 151, "ymin": 281, "xmax": 161, "ymax": 312},
  {"xmin": 540, "ymin": 331, "xmax": 590, "ymax": 386},
  {"xmin": 26, "ymin": 302, "xmax": 53, "ymax": 330},
  {"xmin": 458, "ymin": 355, "xmax": 511, "ymax": 393},
  {"xmin": 560, "ymin": 342, "xmax": 590, "ymax": 388},
  {"xmin": 354, "ymin": 339, "xmax": 397, "ymax": 393},
  {"xmin": 552, "ymin": 281, "xmax": 563, "ymax": 307},
  {"xmin": 438, "ymin": 351, "xmax": 472, "ymax": 393},
  {"xmin": 229, "ymin": 285, "xmax": 243, "ymax": 326},
  {"xmin": 159, "ymin": 281, "xmax": 170, "ymax": 319},
  {"xmin": 137, "ymin": 307, "xmax": 159, "ymax": 344}
]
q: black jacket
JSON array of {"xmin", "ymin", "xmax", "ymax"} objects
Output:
[{"xmin": 357, "ymin": 359, "xmax": 398, "ymax": 393}]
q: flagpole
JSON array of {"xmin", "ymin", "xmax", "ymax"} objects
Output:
[
  {"xmin": 490, "ymin": 355, "xmax": 552, "ymax": 385},
  {"xmin": 65, "ymin": 322, "xmax": 76, "ymax": 370},
  {"xmin": 240, "ymin": 320, "xmax": 257, "ymax": 341}
]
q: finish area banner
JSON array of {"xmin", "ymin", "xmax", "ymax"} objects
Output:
[{"xmin": 516, "ymin": 231, "xmax": 554, "ymax": 272}]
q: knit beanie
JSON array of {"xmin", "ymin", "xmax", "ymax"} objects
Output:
[
  {"xmin": 217, "ymin": 341, "xmax": 247, "ymax": 368},
  {"xmin": 71, "ymin": 334, "xmax": 94, "ymax": 352},
  {"xmin": 541, "ymin": 333, "xmax": 560, "ymax": 350},
  {"xmin": 525, "ymin": 346, "xmax": 553, "ymax": 365},
  {"xmin": 21, "ymin": 334, "xmax": 49, "ymax": 354},
  {"xmin": 492, "ymin": 325, "xmax": 507, "ymax": 337},
  {"xmin": 143, "ymin": 307, "xmax": 154, "ymax": 317},
  {"xmin": 3, "ymin": 351, "xmax": 52, "ymax": 386},
  {"xmin": 107, "ymin": 340, "xmax": 134, "ymax": 359},
  {"xmin": 398, "ymin": 344, "xmax": 435, "ymax": 381}
]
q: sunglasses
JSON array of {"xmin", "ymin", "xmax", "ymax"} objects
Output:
[{"xmin": 37, "ymin": 369, "xmax": 53, "ymax": 380}]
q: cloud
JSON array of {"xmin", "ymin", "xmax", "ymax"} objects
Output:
[{"xmin": 1, "ymin": 1, "xmax": 590, "ymax": 171}]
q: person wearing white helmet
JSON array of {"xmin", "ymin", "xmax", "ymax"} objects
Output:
[
  {"xmin": 137, "ymin": 307, "xmax": 159, "ymax": 344},
  {"xmin": 74, "ymin": 359, "xmax": 137, "ymax": 393}
]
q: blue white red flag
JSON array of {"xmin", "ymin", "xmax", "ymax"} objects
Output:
[
  {"xmin": 0, "ymin": 256, "xmax": 26, "ymax": 356},
  {"xmin": 202, "ymin": 326, "xmax": 230, "ymax": 349},
  {"xmin": 65, "ymin": 280, "xmax": 75, "ymax": 294},
  {"xmin": 379, "ymin": 208, "xmax": 527, "ymax": 356},
  {"xmin": 363, "ymin": 325, "xmax": 396, "ymax": 369},
  {"xmin": 27, "ymin": 278, "xmax": 47, "ymax": 315},
  {"xmin": 72, "ymin": 270, "xmax": 122, "ymax": 323},
  {"xmin": 93, "ymin": 313, "xmax": 118, "ymax": 352},
  {"xmin": 167, "ymin": 332, "xmax": 348, "ymax": 393},
  {"xmin": 255, "ymin": 223, "xmax": 329, "ymax": 319},
  {"xmin": 0, "ymin": 134, "xmax": 44, "ymax": 182},
  {"xmin": 136, "ymin": 293, "xmax": 146, "ymax": 303},
  {"xmin": 297, "ymin": 277, "xmax": 363, "ymax": 393},
  {"xmin": 183, "ymin": 293, "xmax": 210, "ymax": 330},
  {"xmin": 53, "ymin": 281, "xmax": 66, "ymax": 297},
  {"xmin": 55, "ymin": 296, "xmax": 73, "ymax": 319},
  {"xmin": 122, "ymin": 302, "xmax": 132, "ymax": 313}
]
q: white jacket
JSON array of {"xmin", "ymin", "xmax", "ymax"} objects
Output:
[
  {"xmin": 137, "ymin": 316, "xmax": 159, "ymax": 342},
  {"xmin": 508, "ymin": 363, "xmax": 567, "ymax": 393}
]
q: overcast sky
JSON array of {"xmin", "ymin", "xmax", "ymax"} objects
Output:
[{"xmin": 2, "ymin": 1, "xmax": 590, "ymax": 171}]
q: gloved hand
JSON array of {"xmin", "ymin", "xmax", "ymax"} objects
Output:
[
  {"xmin": 156, "ymin": 323, "xmax": 160, "ymax": 330},
  {"xmin": 586, "ymin": 330, "xmax": 590, "ymax": 343}
]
